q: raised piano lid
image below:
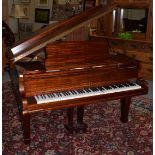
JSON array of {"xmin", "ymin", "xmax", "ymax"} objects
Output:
[{"xmin": 10, "ymin": 4, "xmax": 117, "ymax": 63}]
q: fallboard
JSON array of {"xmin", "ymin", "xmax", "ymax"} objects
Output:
[
  {"xmin": 22, "ymin": 66, "xmax": 138, "ymax": 97},
  {"xmin": 45, "ymin": 41, "xmax": 110, "ymax": 70}
]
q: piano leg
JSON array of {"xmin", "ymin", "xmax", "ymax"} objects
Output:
[
  {"xmin": 65, "ymin": 107, "xmax": 74, "ymax": 133},
  {"xmin": 76, "ymin": 105, "xmax": 87, "ymax": 132},
  {"xmin": 120, "ymin": 97, "xmax": 131, "ymax": 123},
  {"xmin": 22, "ymin": 112, "xmax": 31, "ymax": 144}
]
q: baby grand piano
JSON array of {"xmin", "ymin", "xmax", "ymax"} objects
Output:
[{"xmin": 9, "ymin": 5, "xmax": 148, "ymax": 144}]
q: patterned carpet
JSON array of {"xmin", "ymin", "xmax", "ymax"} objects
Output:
[{"xmin": 2, "ymin": 82, "xmax": 152, "ymax": 155}]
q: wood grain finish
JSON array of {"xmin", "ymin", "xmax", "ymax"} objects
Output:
[
  {"xmin": 23, "ymin": 66, "xmax": 138, "ymax": 97},
  {"xmin": 16, "ymin": 40, "xmax": 148, "ymax": 144},
  {"xmin": 45, "ymin": 41, "xmax": 109, "ymax": 70},
  {"xmin": 19, "ymin": 41, "xmax": 139, "ymax": 97}
]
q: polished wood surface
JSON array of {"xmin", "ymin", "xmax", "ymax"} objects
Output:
[
  {"xmin": 9, "ymin": 4, "xmax": 148, "ymax": 143},
  {"xmin": 10, "ymin": 4, "xmax": 116, "ymax": 63},
  {"xmin": 16, "ymin": 41, "xmax": 148, "ymax": 144},
  {"xmin": 45, "ymin": 41, "xmax": 109, "ymax": 70}
]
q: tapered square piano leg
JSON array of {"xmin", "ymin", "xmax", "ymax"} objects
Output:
[
  {"xmin": 120, "ymin": 97, "xmax": 131, "ymax": 123},
  {"xmin": 22, "ymin": 112, "xmax": 31, "ymax": 144}
]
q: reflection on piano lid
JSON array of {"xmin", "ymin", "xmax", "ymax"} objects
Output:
[{"xmin": 34, "ymin": 82, "xmax": 141, "ymax": 104}]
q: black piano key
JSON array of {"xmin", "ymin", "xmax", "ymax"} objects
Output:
[
  {"xmin": 73, "ymin": 90, "xmax": 77, "ymax": 94},
  {"xmin": 65, "ymin": 92, "xmax": 68, "ymax": 96},
  {"xmin": 77, "ymin": 90, "xmax": 82, "ymax": 94},
  {"xmin": 89, "ymin": 88, "xmax": 94, "ymax": 92},
  {"xmin": 65, "ymin": 92, "xmax": 69, "ymax": 95},
  {"xmin": 49, "ymin": 94, "xmax": 52, "ymax": 98},
  {"xmin": 44, "ymin": 94, "xmax": 47, "ymax": 99},
  {"xmin": 84, "ymin": 88, "xmax": 91, "ymax": 93},
  {"xmin": 98, "ymin": 87, "xmax": 105, "ymax": 91},
  {"xmin": 96, "ymin": 88, "xmax": 101, "ymax": 91},
  {"xmin": 68, "ymin": 91, "xmax": 73, "ymax": 95},
  {"xmin": 68, "ymin": 91, "xmax": 72, "ymax": 95},
  {"xmin": 90, "ymin": 88, "xmax": 96, "ymax": 92},
  {"xmin": 51, "ymin": 94, "xmax": 55, "ymax": 98},
  {"xmin": 104, "ymin": 86, "xmax": 112, "ymax": 90},
  {"xmin": 65, "ymin": 91, "xmax": 70, "ymax": 95},
  {"xmin": 56, "ymin": 93, "xmax": 61, "ymax": 97},
  {"xmin": 84, "ymin": 89, "xmax": 88, "ymax": 93},
  {"xmin": 62, "ymin": 92, "xmax": 66, "ymax": 96},
  {"xmin": 80, "ymin": 89, "xmax": 85, "ymax": 93},
  {"xmin": 116, "ymin": 84, "xmax": 124, "ymax": 88},
  {"xmin": 80, "ymin": 90, "xmax": 84, "ymax": 93},
  {"xmin": 70, "ymin": 91, "xmax": 73, "ymax": 94},
  {"xmin": 47, "ymin": 94, "xmax": 51, "ymax": 98},
  {"xmin": 36, "ymin": 96, "xmax": 40, "ymax": 99},
  {"xmin": 128, "ymin": 82, "xmax": 136, "ymax": 86},
  {"xmin": 122, "ymin": 83, "xmax": 129, "ymax": 87},
  {"xmin": 93, "ymin": 88, "xmax": 98, "ymax": 91},
  {"xmin": 111, "ymin": 85, "xmax": 117, "ymax": 89},
  {"xmin": 59, "ymin": 93, "xmax": 62, "ymax": 96},
  {"xmin": 41, "ymin": 95, "xmax": 44, "ymax": 99},
  {"xmin": 74, "ymin": 90, "xmax": 79, "ymax": 95},
  {"xmin": 72, "ymin": 90, "xmax": 77, "ymax": 94},
  {"xmin": 78, "ymin": 90, "xmax": 82, "ymax": 93}
]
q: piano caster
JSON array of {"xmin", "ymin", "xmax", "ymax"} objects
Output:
[{"xmin": 120, "ymin": 97, "xmax": 131, "ymax": 123}]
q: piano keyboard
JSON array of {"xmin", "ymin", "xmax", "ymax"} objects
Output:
[{"xmin": 34, "ymin": 82, "xmax": 141, "ymax": 104}]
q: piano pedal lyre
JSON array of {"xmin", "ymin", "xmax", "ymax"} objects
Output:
[{"xmin": 65, "ymin": 106, "xmax": 87, "ymax": 133}]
